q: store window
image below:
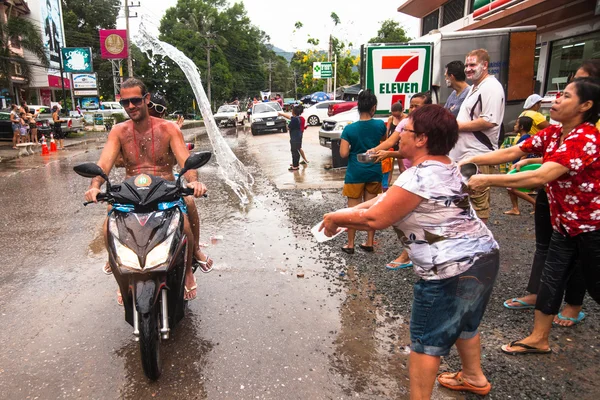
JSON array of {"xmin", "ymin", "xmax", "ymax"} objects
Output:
[
  {"xmin": 545, "ymin": 31, "xmax": 600, "ymax": 93},
  {"xmin": 443, "ymin": 0, "xmax": 465, "ymax": 27},
  {"xmin": 422, "ymin": 9, "xmax": 439, "ymax": 36}
]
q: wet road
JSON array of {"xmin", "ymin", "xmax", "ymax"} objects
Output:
[{"xmin": 0, "ymin": 125, "xmax": 424, "ymax": 399}]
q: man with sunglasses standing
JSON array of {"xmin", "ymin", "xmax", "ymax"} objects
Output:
[{"xmin": 85, "ymin": 78, "xmax": 208, "ymax": 301}]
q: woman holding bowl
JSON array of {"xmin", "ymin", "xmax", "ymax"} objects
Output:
[
  {"xmin": 322, "ymin": 105, "xmax": 499, "ymax": 397},
  {"xmin": 338, "ymin": 89, "xmax": 387, "ymax": 254},
  {"xmin": 462, "ymin": 77, "xmax": 600, "ymax": 354}
]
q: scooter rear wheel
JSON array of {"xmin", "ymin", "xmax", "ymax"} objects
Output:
[{"xmin": 139, "ymin": 308, "xmax": 162, "ymax": 380}]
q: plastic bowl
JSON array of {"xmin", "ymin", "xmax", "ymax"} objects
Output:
[{"xmin": 507, "ymin": 163, "xmax": 541, "ymax": 192}]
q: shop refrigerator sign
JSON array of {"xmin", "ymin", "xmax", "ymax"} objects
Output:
[
  {"xmin": 61, "ymin": 48, "xmax": 93, "ymax": 73},
  {"xmin": 365, "ymin": 45, "xmax": 432, "ymax": 114},
  {"xmin": 40, "ymin": 0, "xmax": 65, "ymax": 69},
  {"xmin": 73, "ymin": 73, "xmax": 97, "ymax": 89}
]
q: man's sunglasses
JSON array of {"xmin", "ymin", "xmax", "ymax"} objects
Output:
[
  {"xmin": 119, "ymin": 94, "xmax": 148, "ymax": 107},
  {"xmin": 149, "ymin": 101, "xmax": 167, "ymax": 114}
]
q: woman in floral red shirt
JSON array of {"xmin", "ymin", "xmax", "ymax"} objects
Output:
[{"xmin": 462, "ymin": 77, "xmax": 600, "ymax": 355}]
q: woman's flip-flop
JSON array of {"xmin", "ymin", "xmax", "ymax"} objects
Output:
[
  {"xmin": 501, "ymin": 341, "xmax": 552, "ymax": 355},
  {"xmin": 386, "ymin": 261, "xmax": 413, "ymax": 270},
  {"xmin": 503, "ymin": 298, "xmax": 535, "ymax": 310},
  {"xmin": 553, "ymin": 311, "xmax": 585, "ymax": 327},
  {"xmin": 193, "ymin": 255, "xmax": 214, "ymax": 273},
  {"xmin": 437, "ymin": 371, "xmax": 491, "ymax": 396}
]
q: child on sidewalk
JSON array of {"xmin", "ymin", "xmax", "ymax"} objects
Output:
[
  {"xmin": 503, "ymin": 116, "xmax": 537, "ymax": 216},
  {"xmin": 278, "ymin": 105, "xmax": 305, "ymax": 171}
]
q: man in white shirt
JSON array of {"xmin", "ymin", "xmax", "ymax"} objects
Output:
[{"xmin": 450, "ymin": 49, "xmax": 505, "ymax": 223}]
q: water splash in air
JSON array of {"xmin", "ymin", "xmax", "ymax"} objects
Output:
[{"xmin": 133, "ymin": 17, "xmax": 254, "ymax": 205}]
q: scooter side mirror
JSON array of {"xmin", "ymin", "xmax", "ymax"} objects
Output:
[
  {"xmin": 179, "ymin": 151, "xmax": 212, "ymax": 177},
  {"xmin": 74, "ymin": 163, "xmax": 109, "ymax": 182}
]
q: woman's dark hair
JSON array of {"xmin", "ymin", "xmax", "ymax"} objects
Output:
[
  {"xmin": 571, "ymin": 77, "xmax": 600, "ymax": 125},
  {"xmin": 517, "ymin": 116, "xmax": 533, "ymax": 133},
  {"xmin": 411, "ymin": 92, "xmax": 432, "ymax": 105},
  {"xmin": 445, "ymin": 60, "xmax": 466, "ymax": 82},
  {"xmin": 391, "ymin": 101, "xmax": 404, "ymax": 112},
  {"xmin": 410, "ymin": 105, "xmax": 458, "ymax": 156},
  {"xmin": 579, "ymin": 60, "xmax": 600, "ymax": 79},
  {"xmin": 357, "ymin": 89, "xmax": 377, "ymax": 113}
]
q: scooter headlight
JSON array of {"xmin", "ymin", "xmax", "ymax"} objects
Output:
[
  {"xmin": 113, "ymin": 238, "xmax": 141, "ymax": 270},
  {"xmin": 167, "ymin": 211, "xmax": 180, "ymax": 236},
  {"xmin": 145, "ymin": 233, "xmax": 175, "ymax": 269}
]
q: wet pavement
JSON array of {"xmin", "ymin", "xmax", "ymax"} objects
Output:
[{"xmin": 0, "ymin": 124, "xmax": 598, "ymax": 399}]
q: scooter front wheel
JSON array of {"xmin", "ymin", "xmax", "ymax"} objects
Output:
[{"xmin": 139, "ymin": 307, "xmax": 162, "ymax": 380}]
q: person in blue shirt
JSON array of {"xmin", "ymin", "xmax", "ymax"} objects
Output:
[{"xmin": 339, "ymin": 89, "xmax": 387, "ymax": 254}]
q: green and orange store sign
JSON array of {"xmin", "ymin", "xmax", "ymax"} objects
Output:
[{"xmin": 365, "ymin": 44, "xmax": 432, "ymax": 115}]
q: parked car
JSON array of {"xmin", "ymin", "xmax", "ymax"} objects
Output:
[
  {"xmin": 168, "ymin": 110, "xmax": 197, "ymax": 120},
  {"xmin": 32, "ymin": 105, "xmax": 84, "ymax": 136},
  {"xmin": 250, "ymin": 102, "xmax": 286, "ymax": 135},
  {"xmin": 318, "ymin": 107, "xmax": 359, "ymax": 148},
  {"xmin": 214, "ymin": 105, "xmax": 245, "ymax": 127},
  {"xmin": 0, "ymin": 111, "xmax": 51, "ymax": 140},
  {"xmin": 97, "ymin": 101, "xmax": 129, "ymax": 120},
  {"xmin": 328, "ymin": 101, "xmax": 357, "ymax": 117},
  {"xmin": 301, "ymin": 100, "xmax": 344, "ymax": 126}
]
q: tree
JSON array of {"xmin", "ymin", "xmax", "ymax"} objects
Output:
[
  {"xmin": 61, "ymin": 0, "xmax": 121, "ymax": 99},
  {"xmin": 368, "ymin": 19, "xmax": 411, "ymax": 43},
  {"xmin": 0, "ymin": 12, "xmax": 48, "ymax": 101}
]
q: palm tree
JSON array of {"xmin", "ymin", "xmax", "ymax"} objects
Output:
[{"xmin": 0, "ymin": 9, "xmax": 49, "ymax": 102}]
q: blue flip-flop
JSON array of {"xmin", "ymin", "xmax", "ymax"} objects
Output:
[
  {"xmin": 503, "ymin": 298, "xmax": 535, "ymax": 310},
  {"xmin": 553, "ymin": 311, "xmax": 585, "ymax": 327},
  {"xmin": 386, "ymin": 261, "xmax": 413, "ymax": 270}
]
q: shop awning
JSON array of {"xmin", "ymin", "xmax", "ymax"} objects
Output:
[{"xmin": 397, "ymin": 0, "xmax": 447, "ymax": 19}]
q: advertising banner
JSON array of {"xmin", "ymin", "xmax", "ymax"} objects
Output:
[
  {"xmin": 80, "ymin": 97, "xmax": 100, "ymax": 110},
  {"xmin": 365, "ymin": 45, "xmax": 432, "ymax": 114},
  {"xmin": 40, "ymin": 0, "xmax": 66, "ymax": 69},
  {"xmin": 48, "ymin": 74, "xmax": 71, "ymax": 89},
  {"xmin": 99, "ymin": 29, "xmax": 128, "ymax": 59},
  {"xmin": 73, "ymin": 73, "xmax": 97, "ymax": 89},
  {"xmin": 313, "ymin": 62, "xmax": 333, "ymax": 79},
  {"xmin": 74, "ymin": 90, "xmax": 99, "ymax": 96},
  {"xmin": 61, "ymin": 48, "xmax": 93, "ymax": 73}
]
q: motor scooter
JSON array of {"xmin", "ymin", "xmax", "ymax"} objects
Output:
[{"xmin": 74, "ymin": 151, "xmax": 211, "ymax": 380}]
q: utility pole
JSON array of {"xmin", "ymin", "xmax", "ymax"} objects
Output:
[
  {"xmin": 327, "ymin": 34, "xmax": 332, "ymax": 94},
  {"xmin": 266, "ymin": 60, "xmax": 275, "ymax": 93},
  {"xmin": 292, "ymin": 70, "xmax": 298, "ymax": 99},
  {"xmin": 123, "ymin": 1, "xmax": 140, "ymax": 77},
  {"xmin": 203, "ymin": 33, "xmax": 217, "ymax": 107}
]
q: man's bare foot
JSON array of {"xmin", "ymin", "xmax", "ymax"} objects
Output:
[
  {"xmin": 503, "ymin": 209, "xmax": 521, "ymax": 215},
  {"xmin": 193, "ymin": 250, "xmax": 214, "ymax": 273},
  {"xmin": 184, "ymin": 272, "xmax": 197, "ymax": 300},
  {"xmin": 117, "ymin": 290, "xmax": 123, "ymax": 306},
  {"xmin": 103, "ymin": 262, "xmax": 112, "ymax": 275},
  {"xmin": 504, "ymin": 294, "xmax": 537, "ymax": 308},
  {"xmin": 554, "ymin": 304, "xmax": 584, "ymax": 326}
]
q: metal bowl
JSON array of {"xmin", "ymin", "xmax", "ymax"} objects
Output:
[
  {"xmin": 357, "ymin": 152, "xmax": 377, "ymax": 163},
  {"xmin": 460, "ymin": 162, "xmax": 479, "ymax": 181}
]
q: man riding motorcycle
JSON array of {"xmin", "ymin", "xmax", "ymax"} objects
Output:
[{"xmin": 85, "ymin": 78, "xmax": 208, "ymax": 301}]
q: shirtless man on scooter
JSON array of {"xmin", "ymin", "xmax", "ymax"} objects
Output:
[{"xmin": 85, "ymin": 77, "xmax": 209, "ymax": 301}]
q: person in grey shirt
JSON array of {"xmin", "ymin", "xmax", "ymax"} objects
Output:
[{"xmin": 444, "ymin": 60, "xmax": 471, "ymax": 117}]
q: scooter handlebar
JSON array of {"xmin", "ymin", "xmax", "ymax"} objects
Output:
[{"xmin": 83, "ymin": 192, "xmax": 108, "ymax": 206}]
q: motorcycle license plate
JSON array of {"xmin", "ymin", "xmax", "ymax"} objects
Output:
[
  {"xmin": 320, "ymin": 138, "xmax": 326, "ymax": 146},
  {"xmin": 266, "ymin": 122, "xmax": 274, "ymax": 126}
]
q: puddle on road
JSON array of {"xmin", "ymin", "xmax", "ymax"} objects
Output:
[
  {"xmin": 116, "ymin": 309, "xmax": 213, "ymax": 399},
  {"xmin": 331, "ymin": 266, "xmax": 411, "ymax": 398}
]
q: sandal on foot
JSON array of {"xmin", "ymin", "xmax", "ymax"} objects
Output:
[
  {"xmin": 117, "ymin": 291, "xmax": 123, "ymax": 306},
  {"xmin": 437, "ymin": 371, "xmax": 491, "ymax": 396},
  {"xmin": 193, "ymin": 255, "xmax": 213, "ymax": 273},
  {"xmin": 386, "ymin": 261, "xmax": 413, "ymax": 270},
  {"xmin": 359, "ymin": 244, "xmax": 374, "ymax": 252},
  {"xmin": 553, "ymin": 311, "xmax": 585, "ymax": 327},
  {"xmin": 341, "ymin": 246, "xmax": 354, "ymax": 254},
  {"xmin": 288, "ymin": 166, "xmax": 299, "ymax": 171},
  {"xmin": 102, "ymin": 262, "xmax": 113, "ymax": 275},
  {"xmin": 501, "ymin": 340, "xmax": 552, "ymax": 355},
  {"xmin": 503, "ymin": 298, "xmax": 535, "ymax": 310},
  {"xmin": 184, "ymin": 283, "xmax": 197, "ymax": 301}
]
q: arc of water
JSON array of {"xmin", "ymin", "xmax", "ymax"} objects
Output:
[{"xmin": 134, "ymin": 17, "xmax": 254, "ymax": 206}]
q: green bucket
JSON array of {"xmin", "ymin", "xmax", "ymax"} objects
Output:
[{"xmin": 507, "ymin": 163, "xmax": 541, "ymax": 192}]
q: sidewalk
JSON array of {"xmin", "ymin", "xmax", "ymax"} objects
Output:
[
  {"xmin": 0, "ymin": 130, "xmax": 109, "ymax": 162},
  {"xmin": 0, "ymin": 121, "xmax": 205, "ymax": 163}
]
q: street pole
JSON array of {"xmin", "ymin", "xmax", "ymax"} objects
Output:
[
  {"xmin": 123, "ymin": 1, "xmax": 140, "ymax": 77},
  {"xmin": 327, "ymin": 35, "xmax": 332, "ymax": 94},
  {"xmin": 333, "ymin": 54, "xmax": 337, "ymax": 100},
  {"xmin": 206, "ymin": 40, "xmax": 211, "ymax": 105},
  {"xmin": 58, "ymin": 47, "xmax": 67, "ymax": 112}
]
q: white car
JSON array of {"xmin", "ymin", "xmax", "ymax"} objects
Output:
[
  {"xmin": 318, "ymin": 107, "xmax": 359, "ymax": 148},
  {"xmin": 214, "ymin": 105, "xmax": 245, "ymax": 127},
  {"xmin": 301, "ymin": 100, "xmax": 344, "ymax": 126},
  {"xmin": 31, "ymin": 104, "xmax": 84, "ymax": 135},
  {"xmin": 250, "ymin": 102, "xmax": 287, "ymax": 135}
]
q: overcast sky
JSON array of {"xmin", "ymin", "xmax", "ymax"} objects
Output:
[{"xmin": 120, "ymin": 0, "xmax": 419, "ymax": 51}]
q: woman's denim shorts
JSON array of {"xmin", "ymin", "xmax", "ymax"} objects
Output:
[{"xmin": 410, "ymin": 249, "xmax": 499, "ymax": 356}]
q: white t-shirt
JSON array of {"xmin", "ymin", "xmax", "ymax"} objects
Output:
[
  {"xmin": 392, "ymin": 160, "xmax": 498, "ymax": 280},
  {"xmin": 450, "ymin": 75, "xmax": 505, "ymax": 161}
]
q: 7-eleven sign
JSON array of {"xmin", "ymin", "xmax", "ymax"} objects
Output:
[{"xmin": 365, "ymin": 45, "xmax": 432, "ymax": 114}]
